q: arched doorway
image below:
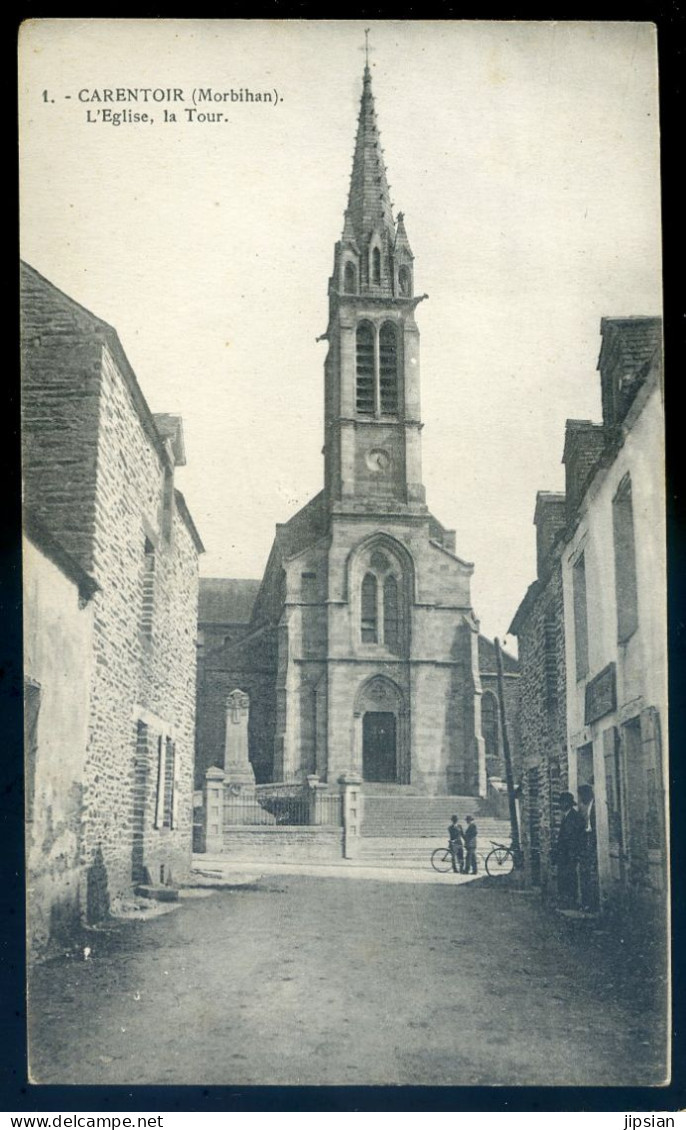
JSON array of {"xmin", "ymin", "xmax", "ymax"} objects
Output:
[
  {"xmin": 363, "ymin": 711, "xmax": 397, "ymax": 782},
  {"xmin": 354, "ymin": 675, "xmax": 407, "ymax": 784}
]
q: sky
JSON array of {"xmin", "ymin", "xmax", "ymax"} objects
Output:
[{"xmin": 19, "ymin": 20, "xmax": 662, "ymax": 648}]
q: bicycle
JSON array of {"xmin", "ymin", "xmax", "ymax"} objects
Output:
[
  {"xmin": 484, "ymin": 840, "xmax": 515, "ymax": 877},
  {"xmin": 431, "ymin": 844, "xmax": 459, "ymax": 873},
  {"xmin": 430, "ymin": 844, "xmax": 479, "ymax": 874}
]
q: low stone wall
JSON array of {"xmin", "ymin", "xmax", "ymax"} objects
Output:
[{"xmin": 222, "ymin": 826, "xmax": 343, "ymax": 861}]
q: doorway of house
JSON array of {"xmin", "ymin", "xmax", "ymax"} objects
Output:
[
  {"xmin": 362, "ymin": 712, "xmax": 397, "ymax": 783},
  {"xmin": 603, "ymin": 726, "xmax": 627, "ymax": 886}
]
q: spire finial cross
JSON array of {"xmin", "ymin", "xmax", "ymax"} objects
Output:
[{"xmin": 364, "ymin": 28, "xmax": 371, "ymax": 68}]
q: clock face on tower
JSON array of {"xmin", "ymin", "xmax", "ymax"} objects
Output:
[{"xmin": 366, "ymin": 447, "xmax": 391, "ymax": 473}]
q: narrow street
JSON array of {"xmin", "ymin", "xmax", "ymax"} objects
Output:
[{"xmin": 28, "ymin": 871, "xmax": 668, "ymax": 1087}]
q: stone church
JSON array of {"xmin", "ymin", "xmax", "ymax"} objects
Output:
[{"xmin": 196, "ymin": 63, "xmax": 519, "ymax": 797}]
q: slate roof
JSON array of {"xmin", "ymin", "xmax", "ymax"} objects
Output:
[
  {"xmin": 22, "ymin": 263, "xmax": 174, "ymax": 470},
  {"xmin": 598, "ymin": 316, "xmax": 662, "ymax": 374},
  {"xmin": 478, "ymin": 634, "xmax": 519, "ymax": 675},
  {"xmin": 275, "ymin": 492, "xmax": 328, "ymax": 560},
  {"xmin": 21, "ymin": 262, "xmax": 204, "ymax": 559},
  {"xmin": 198, "ymin": 578, "xmax": 262, "ymax": 625}
]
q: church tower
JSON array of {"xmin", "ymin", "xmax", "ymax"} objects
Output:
[
  {"xmin": 323, "ymin": 64, "xmax": 426, "ymax": 512},
  {"xmin": 210, "ymin": 59, "xmax": 490, "ymax": 798}
]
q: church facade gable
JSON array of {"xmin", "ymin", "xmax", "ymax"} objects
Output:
[{"xmin": 267, "ymin": 514, "xmax": 486, "ymax": 795}]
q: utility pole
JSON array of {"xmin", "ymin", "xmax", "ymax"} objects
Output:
[{"xmin": 494, "ymin": 637, "xmax": 522, "ymax": 867}]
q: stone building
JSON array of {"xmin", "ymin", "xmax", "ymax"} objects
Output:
[
  {"xmin": 21, "ymin": 263, "xmax": 204, "ymax": 951},
  {"xmin": 510, "ymin": 316, "xmax": 666, "ymax": 910},
  {"xmin": 509, "ymin": 493, "xmax": 568, "ymax": 894},
  {"xmin": 196, "ymin": 64, "xmax": 519, "ymax": 797}
]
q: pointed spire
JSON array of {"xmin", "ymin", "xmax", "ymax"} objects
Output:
[
  {"xmin": 394, "ymin": 211, "xmax": 414, "ymax": 259},
  {"xmin": 344, "ymin": 64, "xmax": 395, "ymax": 245}
]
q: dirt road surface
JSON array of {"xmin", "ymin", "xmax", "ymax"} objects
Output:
[{"xmin": 28, "ymin": 872, "xmax": 668, "ymax": 1086}]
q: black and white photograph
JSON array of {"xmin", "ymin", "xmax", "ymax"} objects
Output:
[{"xmin": 18, "ymin": 19, "xmax": 668, "ymax": 1089}]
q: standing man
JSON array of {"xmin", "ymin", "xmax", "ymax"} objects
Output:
[
  {"xmin": 553, "ymin": 791, "xmax": 584, "ymax": 909},
  {"xmin": 448, "ymin": 814, "xmax": 465, "ymax": 874},
  {"xmin": 464, "ymin": 815, "xmax": 478, "ymax": 874}
]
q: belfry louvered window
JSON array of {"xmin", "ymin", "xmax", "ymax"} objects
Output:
[
  {"xmin": 361, "ymin": 573, "xmax": 378, "ymax": 642},
  {"xmin": 379, "ymin": 323, "xmax": 399, "ymax": 414},
  {"xmin": 356, "ymin": 323, "xmax": 375, "ymax": 414}
]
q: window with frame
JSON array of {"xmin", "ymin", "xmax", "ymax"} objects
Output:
[
  {"xmin": 361, "ymin": 573, "xmax": 378, "ymax": 642},
  {"xmin": 572, "ymin": 552, "xmax": 589, "ymax": 680},
  {"xmin": 360, "ymin": 553, "xmax": 405, "ymax": 652},
  {"xmin": 612, "ymin": 474, "xmax": 639, "ymax": 643}
]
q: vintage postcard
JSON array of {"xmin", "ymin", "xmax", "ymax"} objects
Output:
[{"xmin": 19, "ymin": 19, "xmax": 667, "ymax": 1088}]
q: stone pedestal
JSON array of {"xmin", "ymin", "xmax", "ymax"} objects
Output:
[
  {"xmin": 223, "ymin": 688, "xmax": 255, "ymax": 786},
  {"xmin": 339, "ymin": 774, "xmax": 363, "ymax": 859},
  {"xmin": 202, "ymin": 767, "xmax": 225, "ymax": 854}
]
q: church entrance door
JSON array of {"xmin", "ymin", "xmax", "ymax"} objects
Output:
[{"xmin": 362, "ymin": 712, "xmax": 397, "ymax": 782}]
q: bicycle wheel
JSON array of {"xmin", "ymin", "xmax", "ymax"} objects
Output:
[
  {"xmin": 431, "ymin": 847, "xmax": 454, "ymax": 873},
  {"xmin": 485, "ymin": 847, "xmax": 514, "ymax": 877}
]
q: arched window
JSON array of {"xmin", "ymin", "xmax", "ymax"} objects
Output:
[
  {"xmin": 361, "ymin": 574, "xmax": 378, "ymax": 642},
  {"xmin": 354, "ymin": 537, "xmax": 412, "ymax": 656},
  {"xmin": 344, "ymin": 262, "xmax": 357, "ymax": 294},
  {"xmin": 379, "ymin": 322, "xmax": 399, "ymax": 415},
  {"xmin": 481, "ymin": 692, "xmax": 499, "ymax": 760},
  {"xmin": 356, "ymin": 322, "xmax": 375, "ymax": 415},
  {"xmin": 372, "ymin": 247, "xmax": 381, "ymax": 285},
  {"xmin": 383, "ymin": 575, "xmax": 399, "ymax": 653},
  {"xmin": 398, "ymin": 265, "xmax": 411, "ymax": 296}
]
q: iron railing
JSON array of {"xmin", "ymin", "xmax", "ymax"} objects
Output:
[{"xmin": 221, "ymin": 783, "xmax": 344, "ymax": 827}]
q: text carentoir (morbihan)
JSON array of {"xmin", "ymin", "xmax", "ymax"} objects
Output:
[
  {"xmin": 39, "ymin": 87, "xmax": 284, "ymax": 125},
  {"xmin": 76, "ymin": 87, "xmax": 282, "ymax": 106}
]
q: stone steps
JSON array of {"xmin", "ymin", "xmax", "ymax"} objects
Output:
[
  {"xmin": 360, "ymin": 819, "xmax": 512, "ymax": 841},
  {"xmin": 360, "ymin": 795, "xmax": 501, "ymax": 838}
]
